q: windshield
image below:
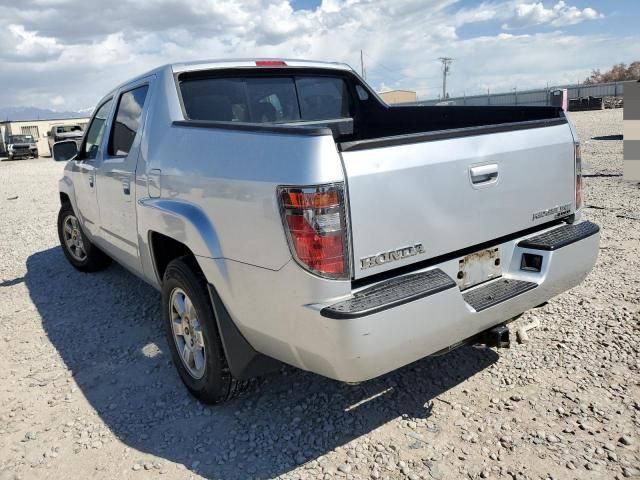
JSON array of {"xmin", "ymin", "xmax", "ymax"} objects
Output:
[
  {"xmin": 9, "ymin": 135, "xmax": 34, "ymax": 143},
  {"xmin": 56, "ymin": 125, "xmax": 83, "ymax": 133}
]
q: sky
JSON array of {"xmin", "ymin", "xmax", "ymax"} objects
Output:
[{"xmin": 0, "ymin": 0, "xmax": 638, "ymax": 111}]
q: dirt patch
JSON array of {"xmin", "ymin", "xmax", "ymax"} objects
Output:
[{"xmin": 0, "ymin": 110, "xmax": 638, "ymax": 479}]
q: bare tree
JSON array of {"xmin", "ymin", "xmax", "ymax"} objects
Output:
[{"xmin": 584, "ymin": 61, "xmax": 640, "ymax": 84}]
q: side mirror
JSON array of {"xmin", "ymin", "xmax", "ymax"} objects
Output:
[{"xmin": 52, "ymin": 140, "xmax": 78, "ymax": 161}]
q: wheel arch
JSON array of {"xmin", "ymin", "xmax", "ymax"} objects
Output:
[
  {"xmin": 141, "ymin": 199, "xmax": 222, "ymax": 260},
  {"xmin": 58, "ymin": 175, "xmax": 76, "ymax": 210},
  {"xmin": 149, "ymin": 231, "xmax": 280, "ymax": 381},
  {"xmin": 148, "ymin": 231, "xmax": 198, "ymax": 282}
]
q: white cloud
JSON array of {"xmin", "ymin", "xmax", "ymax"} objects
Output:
[
  {"xmin": 502, "ymin": 1, "xmax": 604, "ymax": 29},
  {"xmin": 0, "ymin": 0, "xmax": 628, "ymax": 110},
  {"xmin": 4, "ymin": 24, "xmax": 62, "ymax": 61},
  {"xmin": 50, "ymin": 95, "xmax": 65, "ymax": 106}
]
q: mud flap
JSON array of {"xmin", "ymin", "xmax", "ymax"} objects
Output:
[{"xmin": 207, "ymin": 285, "xmax": 281, "ymax": 380}]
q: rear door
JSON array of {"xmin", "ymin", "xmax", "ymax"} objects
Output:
[
  {"xmin": 341, "ymin": 122, "xmax": 576, "ymax": 279},
  {"xmin": 95, "ymin": 79, "xmax": 152, "ymax": 268}
]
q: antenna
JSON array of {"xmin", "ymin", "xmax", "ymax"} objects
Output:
[{"xmin": 438, "ymin": 57, "xmax": 453, "ymax": 99}]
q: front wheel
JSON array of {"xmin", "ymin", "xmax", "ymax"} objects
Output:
[
  {"xmin": 162, "ymin": 257, "xmax": 245, "ymax": 404},
  {"xmin": 57, "ymin": 203, "xmax": 111, "ymax": 272}
]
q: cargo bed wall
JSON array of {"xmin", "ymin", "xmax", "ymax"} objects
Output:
[{"xmin": 349, "ymin": 103, "xmax": 564, "ymax": 142}]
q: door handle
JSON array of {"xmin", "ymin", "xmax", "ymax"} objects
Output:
[
  {"xmin": 88, "ymin": 174, "xmax": 94, "ymax": 188},
  {"xmin": 470, "ymin": 164, "xmax": 498, "ymax": 185},
  {"xmin": 122, "ymin": 178, "xmax": 131, "ymax": 196}
]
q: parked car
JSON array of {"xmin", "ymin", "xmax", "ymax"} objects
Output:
[
  {"xmin": 47, "ymin": 124, "xmax": 84, "ymax": 155},
  {"xmin": 6, "ymin": 134, "xmax": 38, "ymax": 159},
  {"xmin": 53, "ymin": 59, "xmax": 599, "ymax": 404}
]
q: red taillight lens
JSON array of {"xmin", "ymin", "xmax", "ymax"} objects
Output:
[
  {"xmin": 575, "ymin": 142, "xmax": 582, "ymax": 209},
  {"xmin": 278, "ymin": 184, "xmax": 350, "ymax": 279},
  {"xmin": 255, "ymin": 60, "xmax": 287, "ymax": 67}
]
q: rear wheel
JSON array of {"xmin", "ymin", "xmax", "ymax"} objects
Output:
[
  {"xmin": 57, "ymin": 203, "xmax": 111, "ymax": 272},
  {"xmin": 162, "ymin": 257, "xmax": 245, "ymax": 404}
]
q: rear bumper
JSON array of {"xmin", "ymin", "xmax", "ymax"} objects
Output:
[{"xmin": 198, "ymin": 220, "xmax": 599, "ymax": 383}]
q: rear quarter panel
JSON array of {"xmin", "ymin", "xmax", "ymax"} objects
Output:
[{"xmin": 135, "ymin": 68, "xmax": 346, "ymax": 277}]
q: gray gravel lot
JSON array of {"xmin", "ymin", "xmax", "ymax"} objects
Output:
[{"xmin": 0, "ymin": 108, "xmax": 638, "ymax": 480}]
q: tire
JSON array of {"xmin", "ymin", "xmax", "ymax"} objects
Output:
[
  {"xmin": 162, "ymin": 256, "xmax": 244, "ymax": 404},
  {"xmin": 57, "ymin": 203, "xmax": 112, "ymax": 272}
]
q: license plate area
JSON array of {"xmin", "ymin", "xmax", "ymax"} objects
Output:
[{"xmin": 457, "ymin": 247, "xmax": 501, "ymax": 290}]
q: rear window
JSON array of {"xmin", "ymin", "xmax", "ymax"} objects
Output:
[{"xmin": 179, "ymin": 76, "xmax": 350, "ymax": 123}]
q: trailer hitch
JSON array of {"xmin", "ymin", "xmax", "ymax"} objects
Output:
[{"xmin": 483, "ymin": 324, "xmax": 510, "ymax": 348}]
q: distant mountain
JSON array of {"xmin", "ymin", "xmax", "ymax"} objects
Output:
[{"xmin": 0, "ymin": 106, "xmax": 89, "ymax": 122}]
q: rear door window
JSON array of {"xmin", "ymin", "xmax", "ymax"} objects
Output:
[
  {"xmin": 180, "ymin": 75, "xmax": 350, "ymax": 123},
  {"xmin": 109, "ymin": 85, "xmax": 149, "ymax": 156}
]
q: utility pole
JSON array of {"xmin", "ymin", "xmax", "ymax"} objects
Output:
[
  {"xmin": 360, "ymin": 50, "xmax": 366, "ymax": 79},
  {"xmin": 439, "ymin": 57, "xmax": 453, "ymax": 99}
]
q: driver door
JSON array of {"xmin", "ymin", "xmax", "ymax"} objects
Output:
[{"xmin": 72, "ymin": 98, "xmax": 113, "ymax": 238}]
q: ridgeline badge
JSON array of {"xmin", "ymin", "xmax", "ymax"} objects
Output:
[
  {"xmin": 532, "ymin": 203, "xmax": 571, "ymax": 221},
  {"xmin": 360, "ymin": 243, "xmax": 426, "ymax": 269}
]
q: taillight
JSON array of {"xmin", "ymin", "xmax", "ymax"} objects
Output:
[
  {"xmin": 278, "ymin": 184, "xmax": 350, "ymax": 280},
  {"xmin": 575, "ymin": 142, "xmax": 582, "ymax": 209}
]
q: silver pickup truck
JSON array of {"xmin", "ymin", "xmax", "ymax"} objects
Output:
[{"xmin": 53, "ymin": 59, "xmax": 599, "ymax": 404}]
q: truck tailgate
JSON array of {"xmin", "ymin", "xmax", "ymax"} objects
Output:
[{"xmin": 341, "ymin": 122, "xmax": 576, "ymax": 280}]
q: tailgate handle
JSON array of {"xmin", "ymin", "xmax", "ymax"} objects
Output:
[{"xmin": 470, "ymin": 164, "xmax": 498, "ymax": 185}]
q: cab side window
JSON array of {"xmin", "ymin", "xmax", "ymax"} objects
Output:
[
  {"xmin": 109, "ymin": 85, "xmax": 149, "ymax": 157},
  {"xmin": 83, "ymin": 99, "xmax": 113, "ymax": 160}
]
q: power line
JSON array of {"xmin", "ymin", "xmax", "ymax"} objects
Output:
[
  {"xmin": 438, "ymin": 57, "xmax": 453, "ymax": 99},
  {"xmin": 361, "ymin": 51, "xmax": 441, "ymax": 88},
  {"xmin": 362, "ymin": 52, "xmax": 400, "ymax": 78}
]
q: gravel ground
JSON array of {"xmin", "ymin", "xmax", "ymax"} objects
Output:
[{"xmin": 0, "ymin": 108, "xmax": 638, "ymax": 480}]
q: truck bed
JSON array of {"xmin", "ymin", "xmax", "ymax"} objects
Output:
[{"xmin": 339, "ymin": 105, "xmax": 565, "ymax": 150}]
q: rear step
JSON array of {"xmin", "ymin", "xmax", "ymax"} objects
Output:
[
  {"xmin": 321, "ymin": 268, "xmax": 456, "ymax": 319},
  {"xmin": 463, "ymin": 279, "xmax": 537, "ymax": 312},
  {"xmin": 518, "ymin": 221, "xmax": 599, "ymax": 251}
]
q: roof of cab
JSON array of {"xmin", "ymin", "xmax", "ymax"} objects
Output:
[
  {"xmin": 98, "ymin": 59, "xmax": 354, "ymax": 106},
  {"xmin": 170, "ymin": 58, "xmax": 354, "ymax": 74}
]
